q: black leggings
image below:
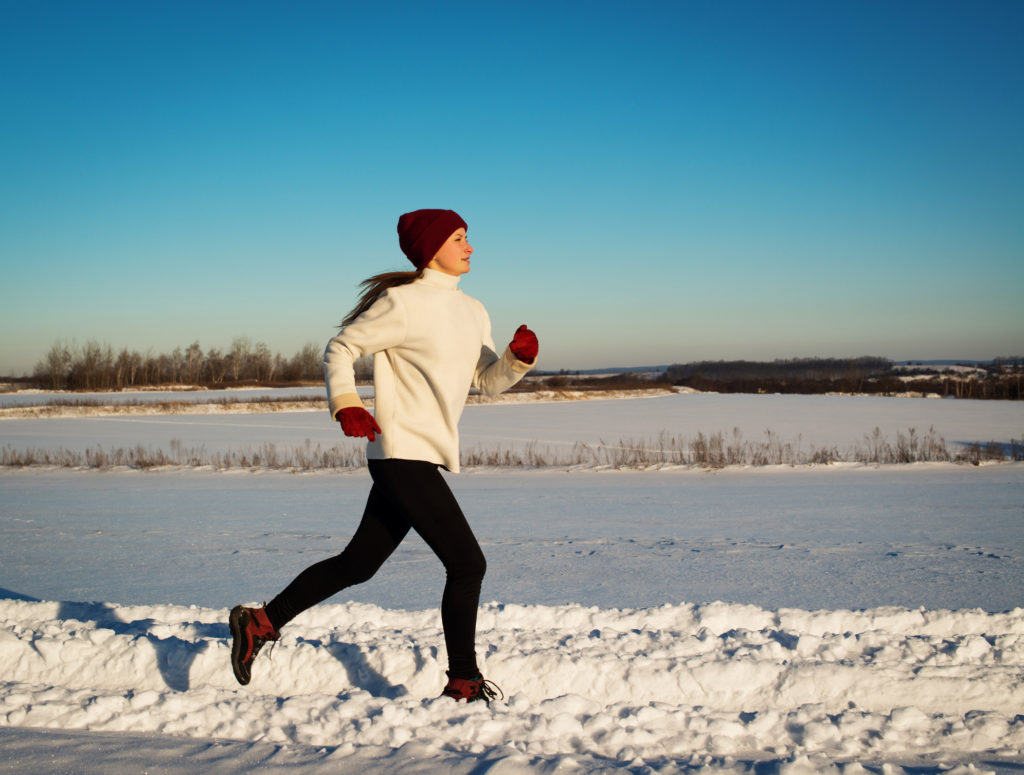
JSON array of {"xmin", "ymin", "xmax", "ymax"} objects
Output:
[{"xmin": 264, "ymin": 459, "xmax": 486, "ymax": 678}]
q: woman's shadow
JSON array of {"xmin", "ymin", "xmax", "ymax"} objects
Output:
[
  {"xmin": 299, "ymin": 635, "xmax": 411, "ymax": 699},
  {"xmin": 2, "ymin": 589, "xmax": 206, "ymax": 692},
  {"xmin": 4, "ymin": 589, "xmax": 408, "ymax": 697},
  {"xmin": 55, "ymin": 600, "xmax": 214, "ymax": 692}
]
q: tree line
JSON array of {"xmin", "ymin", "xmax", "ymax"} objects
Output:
[
  {"xmin": 662, "ymin": 357, "xmax": 1023, "ymax": 399},
  {"xmin": 22, "ymin": 345, "xmax": 1024, "ymax": 399},
  {"xmin": 30, "ymin": 338, "xmax": 373, "ymax": 391},
  {"xmin": 665, "ymin": 357, "xmax": 892, "ymax": 383},
  {"xmin": 540, "ymin": 357, "xmax": 1023, "ymax": 400}
]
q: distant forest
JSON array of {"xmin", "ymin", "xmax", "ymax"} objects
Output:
[
  {"xmin": 11, "ymin": 343, "xmax": 1024, "ymax": 400},
  {"xmin": 544, "ymin": 357, "xmax": 1024, "ymax": 400},
  {"xmin": 23, "ymin": 338, "xmax": 372, "ymax": 391}
]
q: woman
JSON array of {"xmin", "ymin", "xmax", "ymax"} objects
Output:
[{"xmin": 230, "ymin": 209, "xmax": 538, "ymax": 703}]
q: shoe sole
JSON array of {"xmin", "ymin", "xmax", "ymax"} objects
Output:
[{"xmin": 229, "ymin": 605, "xmax": 251, "ymax": 685}]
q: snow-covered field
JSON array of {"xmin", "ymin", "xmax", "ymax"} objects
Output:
[
  {"xmin": 0, "ymin": 385, "xmax": 325, "ymax": 409},
  {"xmin": 1, "ymin": 393, "xmax": 1023, "ymax": 773},
  {"xmin": 2, "ymin": 390, "xmax": 1022, "ymax": 464}
]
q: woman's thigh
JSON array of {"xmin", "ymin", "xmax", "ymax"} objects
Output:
[{"xmin": 368, "ymin": 459, "xmax": 484, "ymax": 572}]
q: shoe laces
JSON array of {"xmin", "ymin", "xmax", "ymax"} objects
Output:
[
  {"xmin": 252, "ymin": 634, "xmax": 277, "ymax": 661},
  {"xmin": 477, "ymin": 678, "xmax": 503, "ymax": 703},
  {"xmin": 249, "ymin": 603, "xmax": 279, "ymax": 661},
  {"xmin": 443, "ymin": 674, "xmax": 503, "ymax": 703}
]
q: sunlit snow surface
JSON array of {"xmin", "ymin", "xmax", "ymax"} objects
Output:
[
  {"xmin": 1, "ymin": 393, "xmax": 1023, "ymax": 773},
  {"xmin": 2, "ymin": 391, "xmax": 1022, "ymax": 457}
]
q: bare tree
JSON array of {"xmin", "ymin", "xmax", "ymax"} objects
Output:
[
  {"xmin": 289, "ymin": 342, "xmax": 322, "ymax": 381},
  {"xmin": 114, "ymin": 348, "xmax": 133, "ymax": 388},
  {"xmin": 168, "ymin": 347, "xmax": 185, "ymax": 384},
  {"xmin": 251, "ymin": 342, "xmax": 273, "ymax": 382},
  {"xmin": 228, "ymin": 337, "xmax": 252, "ymax": 381},
  {"xmin": 206, "ymin": 348, "xmax": 227, "ymax": 384},
  {"xmin": 35, "ymin": 340, "xmax": 73, "ymax": 390},
  {"xmin": 141, "ymin": 349, "xmax": 157, "ymax": 385},
  {"xmin": 185, "ymin": 341, "xmax": 204, "ymax": 385},
  {"xmin": 68, "ymin": 340, "xmax": 115, "ymax": 389}
]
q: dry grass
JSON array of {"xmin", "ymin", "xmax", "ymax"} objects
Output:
[
  {"xmin": 0, "ymin": 439, "xmax": 364, "ymax": 471},
  {"xmin": 460, "ymin": 426, "xmax": 1015, "ymax": 469},
  {"xmin": 4, "ymin": 427, "xmax": 1017, "ymax": 471},
  {"xmin": 0, "ymin": 396, "xmax": 327, "ymax": 420}
]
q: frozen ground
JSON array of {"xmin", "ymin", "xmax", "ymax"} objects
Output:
[
  {"xmin": 2, "ymin": 392, "xmax": 1022, "ymax": 462},
  {"xmin": 2, "ymin": 466, "xmax": 1022, "ymax": 613},
  {"xmin": 1, "ymin": 394, "xmax": 1023, "ymax": 773}
]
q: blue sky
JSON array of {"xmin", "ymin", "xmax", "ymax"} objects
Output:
[{"xmin": 1, "ymin": 0, "xmax": 1022, "ymax": 375}]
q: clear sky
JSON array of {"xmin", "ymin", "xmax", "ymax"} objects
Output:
[{"xmin": 2, "ymin": 0, "xmax": 1022, "ymax": 375}]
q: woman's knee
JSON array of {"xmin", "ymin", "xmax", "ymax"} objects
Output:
[
  {"xmin": 449, "ymin": 548, "xmax": 486, "ymax": 582},
  {"xmin": 471, "ymin": 549, "xmax": 487, "ymax": 580}
]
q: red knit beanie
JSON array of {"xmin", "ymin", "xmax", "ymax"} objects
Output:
[{"xmin": 397, "ymin": 209, "xmax": 468, "ymax": 269}]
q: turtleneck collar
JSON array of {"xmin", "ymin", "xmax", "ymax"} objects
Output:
[{"xmin": 419, "ymin": 267, "xmax": 462, "ymax": 290}]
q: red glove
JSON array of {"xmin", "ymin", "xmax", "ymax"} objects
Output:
[
  {"xmin": 336, "ymin": 407, "xmax": 382, "ymax": 441},
  {"xmin": 509, "ymin": 324, "xmax": 538, "ymax": 363}
]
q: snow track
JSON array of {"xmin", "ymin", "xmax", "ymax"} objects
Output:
[{"xmin": 2, "ymin": 598, "xmax": 1022, "ymax": 772}]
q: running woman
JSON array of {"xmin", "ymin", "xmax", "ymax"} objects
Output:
[{"xmin": 229, "ymin": 209, "xmax": 538, "ymax": 702}]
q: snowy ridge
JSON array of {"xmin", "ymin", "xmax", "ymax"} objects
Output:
[{"xmin": 2, "ymin": 598, "xmax": 1022, "ymax": 771}]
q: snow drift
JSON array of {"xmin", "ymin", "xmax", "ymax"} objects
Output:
[{"xmin": 2, "ymin": 597, "xmax": 1022, "ymax": 772}]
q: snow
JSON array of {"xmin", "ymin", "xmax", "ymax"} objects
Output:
[
  {"xmin": 3, "ymin": 596, "xmax": 1023, "ymax": 773},
  {"xmin": 1, "ymin": 394, "xmax": 1023, "ymax": 773},
  {"xmin": 2, "ymin": 466, "xmax": 1022, "ymax": 612},
  {"xmin": 0, "ymin": 385, "xmax": 330, "ymax": 408},
  {"xmin": 2, "ymin": 391, "xmax": 1021, "ymax": 462}
]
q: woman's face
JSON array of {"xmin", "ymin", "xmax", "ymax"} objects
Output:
[{"xmin": 427, "ymin": 228, "xmax": 473, "ymax": 276}]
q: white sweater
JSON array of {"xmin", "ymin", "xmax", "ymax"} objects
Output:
[{"xmin": 324, "ymin": 268, "xmax": 534, "ymax": 472}]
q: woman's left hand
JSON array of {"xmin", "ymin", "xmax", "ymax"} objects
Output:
[{"xmin": 509, "ymin": 324, "xmax": 538, "ymax": 363}]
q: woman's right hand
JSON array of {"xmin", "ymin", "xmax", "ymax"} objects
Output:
[{"xmin": 336, "ymin": 407, "xmax": 382, "ymax": 441}]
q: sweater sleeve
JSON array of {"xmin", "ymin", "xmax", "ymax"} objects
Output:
[
  {"xmin": 324, "ymin": 290, "xmax": 407, "ymax": 419},
  {"xmin": 472, "ymin": 306, "xmax": 534, "ymax": 397}
]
